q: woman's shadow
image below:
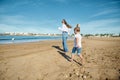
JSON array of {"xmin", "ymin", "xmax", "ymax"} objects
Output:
[
  {"xmin": 52, "ymin": 45, "xmax": 64, "ymax": 52},
  {"xmin": 52, "ymin": 45, "xmax": 82, "ymax": 66},
  {"xmin": 52, "ymin": 45, "xmax": 70, "ymax": 61}
]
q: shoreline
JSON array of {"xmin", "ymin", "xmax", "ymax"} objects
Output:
[
  {"xmin": 0, "ymin": 35, "xmax": 64, "ymax": 45},
  {"xmin": 1, "ymin": 37, "xmax": 120, "ymax": 45},
  {"xmin": 0, "ymin": 39, "xmax": 62, "ymax": 45}
]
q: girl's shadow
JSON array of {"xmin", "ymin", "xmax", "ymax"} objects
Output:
[
  {"xmin": 52, "ymin": 45, "xmax": 82, "ymax": 66},
  {"xmin": 57, "ymin": 51, "xmax": 82, "ymax": 66}
]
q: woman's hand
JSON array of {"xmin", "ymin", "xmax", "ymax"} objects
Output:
[{"xmin": 58, "ymin": 27, "xmax": 61, "ymax": 30}]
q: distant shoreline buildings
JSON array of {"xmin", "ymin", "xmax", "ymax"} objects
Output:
[
  {"xmin": 0, "ymin": 32, "xmax": 62, "ymax": 36},
  {"xmin": 0, "ymin": 32, "xmax": 120, "ymax": 37}
]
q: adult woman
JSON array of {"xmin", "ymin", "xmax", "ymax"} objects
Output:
[{"xmin": 58, "ymin": 19, "xmax": 72, "ymax": 52}]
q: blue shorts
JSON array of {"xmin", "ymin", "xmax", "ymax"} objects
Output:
[{"xmin": 72, "ymin": 47, "xmax": 82, "ymax": 55}]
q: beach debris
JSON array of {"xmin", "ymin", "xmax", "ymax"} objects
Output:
[
  {"xmin": 12, "ymin": 38, "xmax": 15, "ymax": 43},
  {"xmin": 106, "ymin": 78, "xmax": 108, "ymax": 80},
  {"xmin": 84, "ymin": 75, "xmax": 87, "ymax": 79},
  {"xmin": 75, "ymin": 71, "xmax": 79, "ymax": 76},
  {"xmin": 12, "ymin": 38, "xmax": 15, "ymax": 41},
  {"xmin": 82, "ymin": 75, "xmax": 86, "ymax": 79},
  {"xmin": 90, "ymin": 75, "xmax": 92, "ymax": 78},
  {"xmin": 69, "ymin": 73, "xmax": 72, "ymax": 77},
  {"xmin": 64, "ymin": 74, "xmax": 68, "ymax": 78}
]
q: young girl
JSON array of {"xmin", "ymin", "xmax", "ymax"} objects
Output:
[
  {"xmin": 71, "ymin": 24, "xmax": 84, "ymax": 64},
  {"xmin": 58, "ymin": 19, "xmax": 72, "ymax": 52}
]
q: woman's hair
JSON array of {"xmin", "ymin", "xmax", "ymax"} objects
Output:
[
  {"xmin": 74, "ymin": 24, "xmax": 80, "ymax": 32},
  {"xmin": 62, "ymin": 19, "xmax": 72, "ymax": 28}
]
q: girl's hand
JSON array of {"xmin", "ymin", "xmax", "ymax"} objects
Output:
[{"xmin": 77, "ymin": 45, "xmax": 80, "ymax": 48}]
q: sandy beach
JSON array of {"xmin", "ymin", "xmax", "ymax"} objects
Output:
[{"xmin": 0, "ymin": 37, "xmax": 120, "ymax": 80}]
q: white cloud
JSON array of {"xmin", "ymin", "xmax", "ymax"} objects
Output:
[
  {"xmin": 0, "ymin": 15, "xmax": 57, "ymax": 25},
  {"xmin": 90, "ymin": 9, "xmax": 120, "ymax": 18},
  {"xmin": 0, "ymin": 15, "xmax": 59, "ymax": 33},
  {"xmin": 12, "ymin": 1, "xmax": 29, "ymax": 7},
  {"xmin": 82, "ymin": 19, "xmax": 120, "ymax": 27},
  {"xmin": 0, "ymin": 15, "xmax": 26, "ymax": 24},
  {"xmin": 0, "ymin": 23, "xmax": 59, "ymax": 33},
  {"xmin": 0, "ymin": 24, "xmax": 20, "ymax": 32},
  {"xmin": 0, "ymin": 0, "xmax": 44, "ymax": 12},
  {"xmin": 0, "ymin": 7, "xmax": 5, "ymax": 13},
  {"xmin": 81, "ymin": 19, "xmax": 120, "ymax": 34},
  {"xmin": 53, "ymin": 0, "xmax": 68, "ymax": 3},
  {"xmin": 99, "ymin": 1, "xmax": 120, "ymax": 7},
  {"xmin": 0, "ymin": 23, "xmax": 42, "ymax": 33}
]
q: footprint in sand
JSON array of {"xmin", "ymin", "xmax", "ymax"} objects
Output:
[{"xmin": 69, "ymin": 73, "xmax": 72, "ymax": 77}]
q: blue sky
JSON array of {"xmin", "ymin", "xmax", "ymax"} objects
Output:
[{"xmin": 0, "ymin": 0, "xmax": 120, "ymax": 34}]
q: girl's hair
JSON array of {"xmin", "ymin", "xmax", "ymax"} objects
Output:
[
  {"xmin": 62, "ymin": 19, "xmax": 72, "ymax": 28},
  {"xmin": 74, "ymin": 24, "xmax": 80, "ymax": 32}
]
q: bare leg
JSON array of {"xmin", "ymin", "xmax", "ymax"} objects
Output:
[
  {"xmin": 70, "ymin": 54, "xmax": 74, "ymax": 62},
  {"xmin": 78, "ymin": 54, "xmax": 84, "ymax": 64}
]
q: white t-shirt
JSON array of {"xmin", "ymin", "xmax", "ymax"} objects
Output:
[
  {"xmin": 58, "ymin": 24, "xmax": 71, "ymax": 34},
  {"xmin": 74, "ymin": 33, "xmax": 82, "ymax": 47}
]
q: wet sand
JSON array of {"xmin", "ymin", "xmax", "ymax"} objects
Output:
[{"xmin": 0, "ymin": 37, "xmax": 120, "ymax": 80}]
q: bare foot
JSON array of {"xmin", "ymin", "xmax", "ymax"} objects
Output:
[
  {"xmin": 81, "ymin": 60, "xmax": 85, "ymax": 66},
  {"xmin": 70, "ymin": 59, "xmax": 73, "ymax": 62}
]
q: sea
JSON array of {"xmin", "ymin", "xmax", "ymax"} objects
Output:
[{"xmin": 0, "ymin": 35, "xmax": 62, "ymax": 44}]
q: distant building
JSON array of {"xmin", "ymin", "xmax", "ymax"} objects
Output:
[{"xmin": 112, "ymin": 34, "xmax": 119, "ymax": 37}]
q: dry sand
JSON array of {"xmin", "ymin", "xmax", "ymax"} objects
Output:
[{"xmin": 0, "ymin": 37, "xmax": 120, "ymax": 80}]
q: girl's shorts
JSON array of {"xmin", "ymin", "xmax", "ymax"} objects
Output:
[{"xmin": 72, "ymin": 47, "xmax": 82, "ymax": 55}]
